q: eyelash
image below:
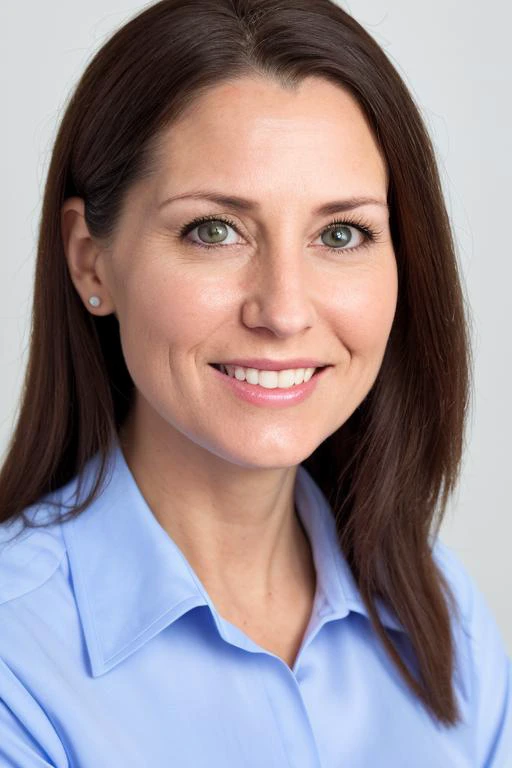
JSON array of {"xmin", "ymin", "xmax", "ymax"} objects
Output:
[{"xmin": 177, "ymin": 214, "xmax": 382, "ymax": 254}]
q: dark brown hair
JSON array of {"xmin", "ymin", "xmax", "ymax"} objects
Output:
[{"xmin": 0, "ymin": 0, "xmax": 471, "ymax": 727}]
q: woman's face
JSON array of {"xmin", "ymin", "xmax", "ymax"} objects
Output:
[{"xmin": 97, "ymin": 75, "xmax": 398, "ymax": 468}]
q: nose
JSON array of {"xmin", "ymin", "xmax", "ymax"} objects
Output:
[{"xmin": 241, "ymin": 245, "xmax": 317, "ymax": 338}]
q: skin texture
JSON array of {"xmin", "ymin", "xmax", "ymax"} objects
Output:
[{"xmin": 61, "ymin": 76, "xmax": 398, "ymax": 642}]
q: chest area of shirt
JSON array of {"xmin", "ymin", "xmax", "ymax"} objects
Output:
[{"xmin": 38, "ymin": 633, "xmax": 474, "ymax": 768}]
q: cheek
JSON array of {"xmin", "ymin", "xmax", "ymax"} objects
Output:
[
  {"xmin": 329, "ymin": 261, "xmax": 398, "ymax": 355},
  {"xmin": 119, "ymin": 266, "xmax": 228, "ymax": 359}
]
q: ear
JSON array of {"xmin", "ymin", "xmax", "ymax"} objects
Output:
[{"xmin": 61, "ymin": 197, "xmax": 116, "ymax": 316}]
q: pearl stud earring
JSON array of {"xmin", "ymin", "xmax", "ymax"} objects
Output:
[{"xmin": 88, "ymin": 296, "xmax": 102, "ymax": 308}]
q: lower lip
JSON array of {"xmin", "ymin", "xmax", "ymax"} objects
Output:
[{"xmin": 209, "ymin": 365, "xmax": 330, "ymax": 408}]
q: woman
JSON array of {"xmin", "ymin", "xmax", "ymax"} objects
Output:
[{"xmin": 0, "ymin": 0, "xmax": 510, "ymax": 765}]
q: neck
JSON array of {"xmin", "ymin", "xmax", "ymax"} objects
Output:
[{"xmin": 117, "ymin": 406, "xmax": 313, "ymax": 605}]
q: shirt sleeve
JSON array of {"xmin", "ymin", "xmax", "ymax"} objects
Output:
[{"xmin": 0, "ymin": 658, "xmax": 67, "ymax": 768}]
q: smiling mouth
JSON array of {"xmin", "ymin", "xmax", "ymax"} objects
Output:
[
  {"xmin": 210, "ymin": 363, "xmax": 326, "ymax": 375},
  {"xmin": 209, "ymin": 363, "xmax": 329, "ymax": 387}
]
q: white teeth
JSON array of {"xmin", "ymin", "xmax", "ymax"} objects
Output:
[
  {"xmin": 245, "ymin": 368, "xmax": 259, "ymax": 385},
  {"xmin": 258, "ymin": 370, "xmax": 279, "ymax": 389},
  {"xmin": 294, "ymin": 368, "xmax": 306, "ymax": 385},
  {"xmin": 277, "ymin": 369, "xmax": 296, "ymax": 388},
  {"xmin": 222, "ymin": 365, "xmax": 317, "ymax": 388}
]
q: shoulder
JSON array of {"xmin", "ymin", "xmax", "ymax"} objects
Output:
[
  {"xmin": 0, "ymin": 461, "xmax": 92, "ymax": 606},
  {"xmin": 431, "ymin": 537, "xmax": 512, "ymax": 765},
  {"xmin": 0, "ymin": 499, "xmax": 68, "ymax": 606},
  {"xmin": 431, "ymin": 536, "xmax": 508, "ymax": 665},
  {"xmin": 431, "ymin": 537, "xmax": 507, "ymax": 646},
  {"xmin": 0, "ymin": 522, "xmax": 71, "ymax": 768}
]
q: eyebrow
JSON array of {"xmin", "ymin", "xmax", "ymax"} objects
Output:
[{"xmin": 158, "ymin": 191, "xmax": 388, "ymax": 216}]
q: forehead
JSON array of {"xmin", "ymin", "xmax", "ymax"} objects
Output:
[{"xmin": 153, "ymin": 75, "xmax": 388, "ymax": 200}]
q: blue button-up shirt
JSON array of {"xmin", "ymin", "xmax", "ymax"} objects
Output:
[{"xmin": 0, "ymin": 439, "xmax": 510, "ymax": 767}]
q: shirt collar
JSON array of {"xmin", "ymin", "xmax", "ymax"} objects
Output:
[{"xmin": 59, "ymin": 438, "xmax": 404, "ymax": 677}]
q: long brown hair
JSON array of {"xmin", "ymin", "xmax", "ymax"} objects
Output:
[{"xmin": 0, "ymin": 0, "xmax": 471, "ymax": 727}]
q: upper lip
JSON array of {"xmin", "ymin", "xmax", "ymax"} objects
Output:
[{"xmin": 212, "ymin": 358, "xmax": 329, "ymax": 371}]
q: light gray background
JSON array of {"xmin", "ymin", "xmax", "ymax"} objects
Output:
[{"xmin": 2, "ymin": 2, "xmax": 511, "ymax": 652}]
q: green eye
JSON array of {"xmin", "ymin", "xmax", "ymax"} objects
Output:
[
  {"xmin": 321, "ymin": 224, "xmax": 356, "ymax": 248},
  {"xmin": 197, "ymin": 220, "xmax": 231, "ymax": 244},
  {"xmin": 179, "ymin": 216, "xmax": 239, "ymax": 247}
]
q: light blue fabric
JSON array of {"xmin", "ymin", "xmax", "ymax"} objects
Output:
[{"xmin": 0, "ymin": 438, "xmax": 510, "ymax": 767}]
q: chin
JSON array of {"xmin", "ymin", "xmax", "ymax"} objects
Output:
[{"xmin": 215, "ymin": 443, "xmax": 316, "ymax": 471}]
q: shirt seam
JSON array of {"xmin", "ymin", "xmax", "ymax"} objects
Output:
[{"xmin": 0, "ymin": 548, "xmax": 67, "ymax": 606}]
